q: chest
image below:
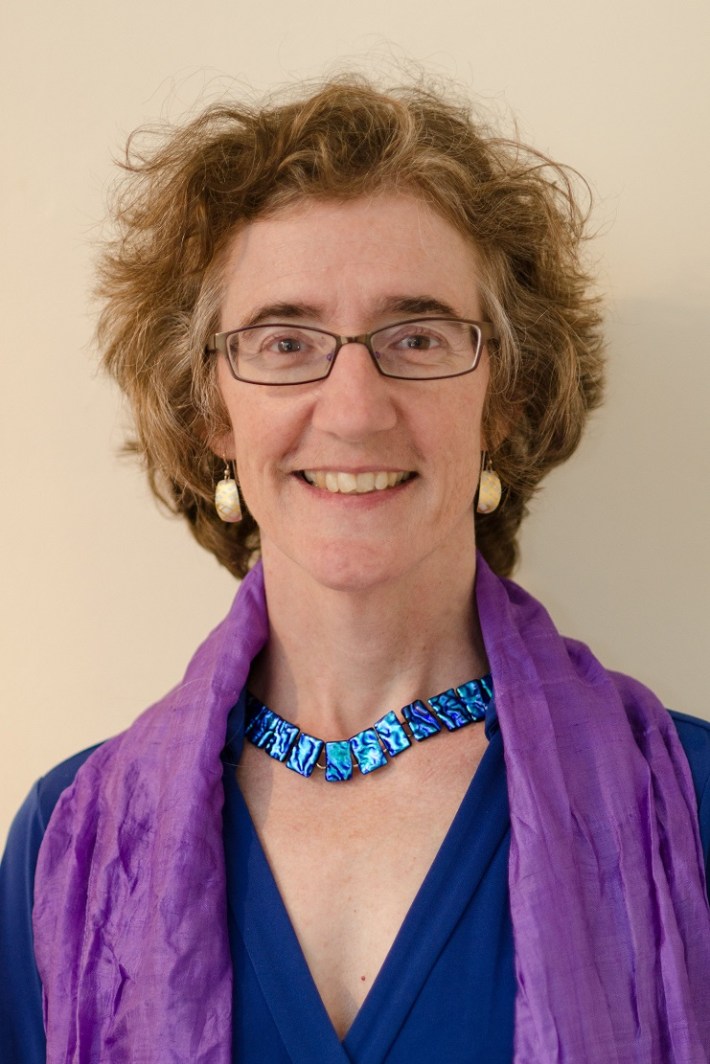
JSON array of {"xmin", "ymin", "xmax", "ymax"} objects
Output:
[{"xmin": 237, "ymin": 725, "xmax": 487, "ymax": 1038}]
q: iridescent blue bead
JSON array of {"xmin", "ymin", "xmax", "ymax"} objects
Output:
[
  {"xmin": 374, "ymin": 711, "xmax": 411, "ymax": 756},
  {"xmin": 402, "ymin": 699, "xmax": 442, "ymax": 741},
  {"xmin": 325, "ymin": 741, "xmax": 353, "ymax": 782},
  {"xmin": 246, "ymin": 706, "xmax": 299, "ymax": 761},
  {"xmin": 428, "ymin": 689, "xmax": 474, "ymax": 731},
  {"xmin": 245, "ymin": 703, "xmax": 273, "ymax": 745},
  {"xmin": 286, "ymin": 732, "xmax": 324, "ymax": 778},
  {"xmin": 350, "ymin": 729, "xmax": 388, "ymax": 774},
  {"xmin": 455, "ymin": 676, "xmax": 492, "ymax": 722}
]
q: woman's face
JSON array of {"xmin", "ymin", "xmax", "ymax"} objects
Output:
[{"xmin": 216, "ymin": 193, "xmax": 491, "ymax": 593}]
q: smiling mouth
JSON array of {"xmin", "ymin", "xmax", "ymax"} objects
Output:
[{"xmin": 299, "ymin": 470, "xmax": 416, "ymax": 494}]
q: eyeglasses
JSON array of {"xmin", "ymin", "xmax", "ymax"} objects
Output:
[{"xmin": 205, "ymin": 317, "xmax": 497, "ymax": 385}]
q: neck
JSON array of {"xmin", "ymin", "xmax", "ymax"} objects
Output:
[{"xmin": 249, "ymin": 542, "xmax": 487, "ymax": 739}]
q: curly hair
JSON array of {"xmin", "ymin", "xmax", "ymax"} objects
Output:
[{"xmin": 97, "ymin": 75, "xmax": 604, "ymax": 578}]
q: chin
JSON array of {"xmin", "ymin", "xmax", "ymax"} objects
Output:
[{"xmin": 292, "ymin": 540, "xmax": 415, "ymax": 595}]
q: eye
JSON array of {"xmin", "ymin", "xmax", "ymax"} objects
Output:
[
  {"xmin": 260, "ymin": 330, "xmax": 313, "ymax": 354},
  {"xmin": 242, "ymin": 326, "xmax": 322, "ymax": 358},
  {"xmin": 398, "ymin": 331, "xmax": 439, "ymax": 350},
  {"xmin": 274, "ymin": 336, "xmax": 305, "ymax": 354},
  {"xmin": 383, "ymin": 325, "xmax": 447, "ymax": 353}
]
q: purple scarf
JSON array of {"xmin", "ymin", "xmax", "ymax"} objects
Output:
[{"xmin": 34, "ymin": 558, "xmax": 710, "ymax": 1062}]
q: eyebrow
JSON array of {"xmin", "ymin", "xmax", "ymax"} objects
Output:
[
  {"xmin": 242, "ymin": 302, "xmax": 320, "ymax": 327},
  {"xmin": 241, "ymin": 295, "xmax": 461, "ymax": 329},
  {"xmin": 379, "ymin": 295, "xmax": 460, "ymax": 318}
]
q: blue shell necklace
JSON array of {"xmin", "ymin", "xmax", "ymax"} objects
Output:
[{"xmin": 245, "ymin": 674, "xmax": 494, "ymax": 782}]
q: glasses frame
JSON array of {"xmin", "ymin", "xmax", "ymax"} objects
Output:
[{"xmin": 205, "ymin": 317, "xmax": 498, "ymax": 385}]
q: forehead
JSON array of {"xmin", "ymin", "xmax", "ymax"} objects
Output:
[{"xmin": 219, "ymin": 193, "xmax": 483, "ymax": 326}]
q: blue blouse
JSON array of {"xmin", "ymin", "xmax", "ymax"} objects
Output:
[{"xmin": 2, "ymin": 701, "xmax": 710, "ymax": 1063}]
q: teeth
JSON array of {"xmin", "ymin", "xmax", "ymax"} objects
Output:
[{"xmin": 302, "ymin": 470, "xmax": 412, "ymax": 494}]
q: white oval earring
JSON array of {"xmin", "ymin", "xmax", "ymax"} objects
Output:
[
  {"xmin": 215, "ymin": 459, "xmax": 243, "ymax": 523},
  {"xmin": 476, "ymin": 452, "xmax": 502, "ymax": 514}
]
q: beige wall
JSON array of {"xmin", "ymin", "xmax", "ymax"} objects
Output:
[{"xmin": 2, "ymin": 0, "xmax": 709, "ymax": 843}]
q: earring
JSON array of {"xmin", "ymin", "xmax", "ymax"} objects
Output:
[
  {"xmin": 215, "ymin": 459, "xmax": 242, "ymax": 523},
  {"xmin": 476, "ymin": 452, "xmax": 502, "ymax": 514}
]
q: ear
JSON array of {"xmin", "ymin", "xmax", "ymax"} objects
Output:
[
  {"xmin": 205, "ymin": 408, "xmax": 236, "ymax": 462},
  {"xmin": 482, "ymin": 388, "xmax": 524, "ymax": 452},
  {"xmin": 209, "ymin": 434, "xmax": 236, "ymax": 462},
  {"xmin": 481, "ymin": 413, "xmax": 508, "ymax": 454}
]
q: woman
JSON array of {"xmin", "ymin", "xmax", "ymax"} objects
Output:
[{"xmin": 2, "ymin": 78, "xmax": 709, "ymax": 1063}]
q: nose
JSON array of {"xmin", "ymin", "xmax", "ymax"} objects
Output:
[{"xmin": 311, "ymin": 340, "xmax": 398, "ymax": 440}]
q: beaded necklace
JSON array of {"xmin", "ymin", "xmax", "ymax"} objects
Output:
[{"xmin": 245, "ymin": 674, "xmax": 493, "ymax": 781}]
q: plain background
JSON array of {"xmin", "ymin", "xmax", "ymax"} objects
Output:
[{"xmin": 1, "ymin": 0, "xmax": 709, "ymax": 844}]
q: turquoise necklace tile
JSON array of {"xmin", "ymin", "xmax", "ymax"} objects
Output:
[{"xmin": 245, "ymin": 675, "xmax": 493, "ymax": 782}]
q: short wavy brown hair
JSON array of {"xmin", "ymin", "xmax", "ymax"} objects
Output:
[{"xmin": 98, "ymin": 75, "xmax": 604, "ymax": 578}]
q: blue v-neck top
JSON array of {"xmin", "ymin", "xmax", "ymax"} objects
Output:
[
  {"xmin": 2, "ymin": 700, "xmax": 710, "ymax": 1063},
  {"xmin": 224, "ymin": 703, "xmax": 514, "ymax": 1063}
]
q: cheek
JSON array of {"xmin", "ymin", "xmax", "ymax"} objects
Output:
[
  {"xmin": 443, "ymin": 394, "xmax": 486, "ymax": 468},
  {"xmin": 446, "ymin": 422, "xmax": 486, "ymax": 512},
  {"xmin": 226, "ymin": 396, "xmax": 303, "ymax": 504},
  {"xmin": 216, "ymin": 391, "xmax": 264, "ymax": 497},
  {"xmin": 217, "ymin": 366, "xmax": 268, "ymax": 465},
  {"xmin": 230, "ymin": 410, "xmax": 263, "ymax": 489},
  {"xmin": 450, "ymin": 436, "xmax": 484, "ymax": 503}
]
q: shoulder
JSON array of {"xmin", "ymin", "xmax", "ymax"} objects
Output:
[
  {"xmin": 4, "ymin": 744, "xmax": 102, "ymax": 866},
  {"xmin": 669, "ymin": 708, "xmax": 710, "ymax": 754},
  {"xmin": 668, "ymin": 710, "xmax": 710, "ymax": 859},
  {"xmin": 0, "ymin": 744, "xmax": 101, "ymax": 1062},
  {"xmin": 33, "ymin": 744, "xmax": 104, "ymax": 830},
  {"xmin": 669, "ymin": 711, "xmax": 710, "ymax": 801},
  {"xmin": 1, "ymin": 744, "xmax": 102, "ymax": 900},
  {"xmin": 2, "ymin": 744, "xmax": 103, "ymax": 937}
]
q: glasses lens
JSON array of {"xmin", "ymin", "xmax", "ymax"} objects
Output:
[
  {"xmin": 227, "ymin": 325, "xmax": 335, "ymax": 383},
  {"xmin": 370, "ymin": 319, "xmax": 481, "ymax": 379}
]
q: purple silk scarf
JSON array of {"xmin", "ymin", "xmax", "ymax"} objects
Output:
[{"xmin": 34, "ymin": 558, "xmax": 710, "ymax": 1062}]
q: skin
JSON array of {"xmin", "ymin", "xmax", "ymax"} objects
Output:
[{"xmin": 215, "ymin": 193, "xmax": 495, "ymax": 1037}]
